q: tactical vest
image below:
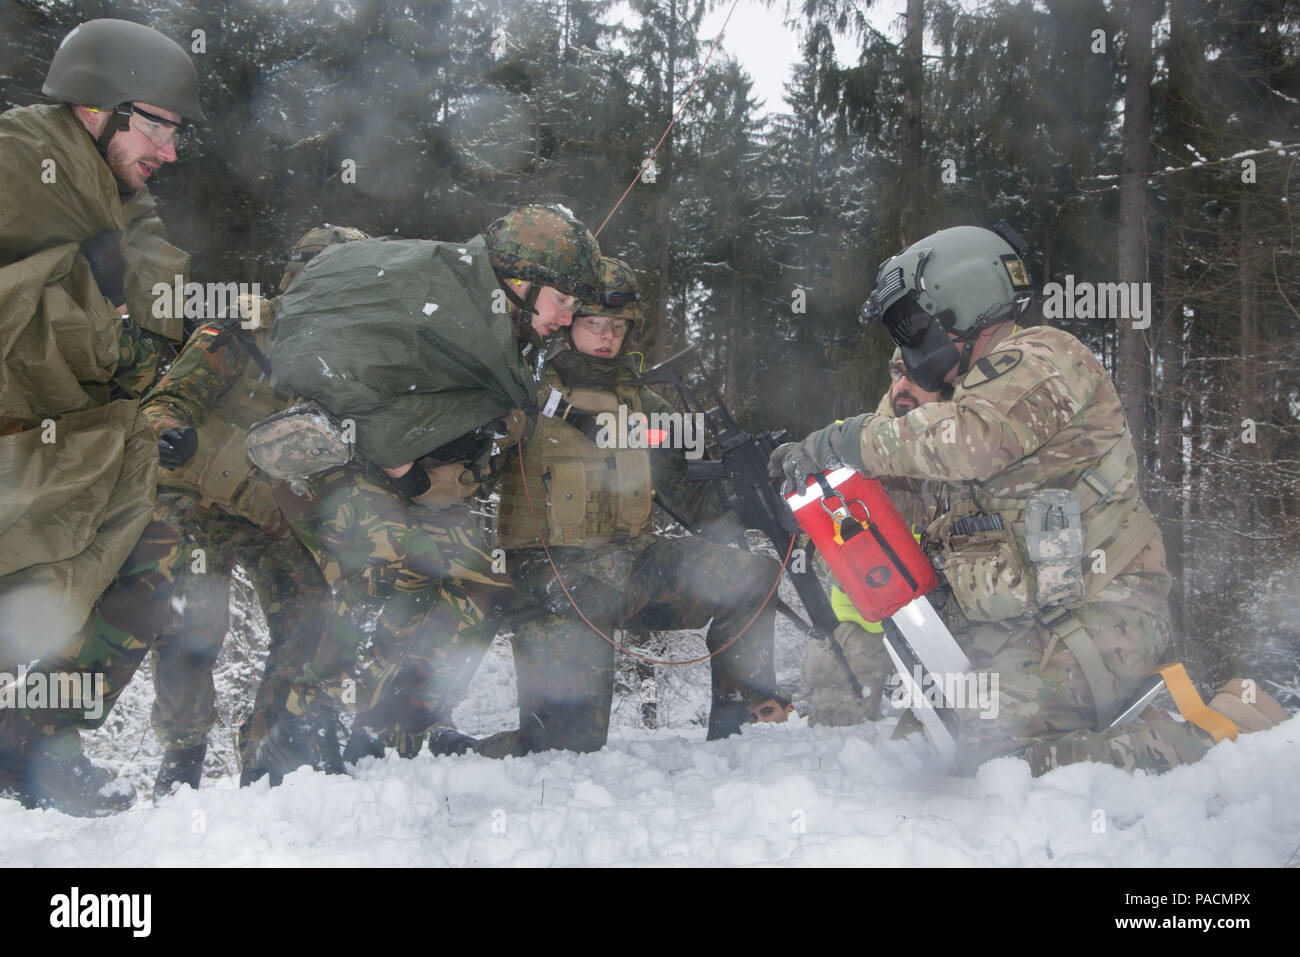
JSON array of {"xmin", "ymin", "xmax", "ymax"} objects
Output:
[
  {"xmin": 497, "ymin": 372, "xmax": 653, "ymax": 549},
  {"xmin": 926, "ymin": 430, "xmax": 1162, "ymax": 726},
  {"xmin": 162, "ymin": 351, "xmax": 284, "ymax": 531}
]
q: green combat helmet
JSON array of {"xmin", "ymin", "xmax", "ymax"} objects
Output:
[
  {"xmin": 43, "ymin": 19, "xmax": 206, "ymax": 122},
  {"xmin": 279, "ymin": 224, "xmax": 371, "ymax": 292},
  {"xmin": 860, "ymin": 222, "xmax": 1033, "ymax": 392},
  {"xmin": 484, "ymin": 205, "xmax": 602, "ymax": 312}
]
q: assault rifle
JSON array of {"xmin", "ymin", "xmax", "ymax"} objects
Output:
[{"xmin": 640, "ymin": 346, "xmax": 844, "ymax": 644}]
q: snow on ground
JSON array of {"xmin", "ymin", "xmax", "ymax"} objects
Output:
[
  {"xmin": 5, "ymin": 561, "xmax": 1297, "ymax": 867},
  {"xmin": 4, "ymin": 709, "xmax": 1298, "ymax": 867}
]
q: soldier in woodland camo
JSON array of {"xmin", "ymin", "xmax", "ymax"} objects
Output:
[
  {"xmin": 139, "ymin": 226, "xmax": 366, "ymax": 800},
  {"xmin": 245, "ymin": 206, "xmax": 604, "ymax": 782}
]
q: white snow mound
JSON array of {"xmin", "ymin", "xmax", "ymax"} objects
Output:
[{"xmin": 3, "ymin": 717, "xmax": 1296, "ymax": 867}]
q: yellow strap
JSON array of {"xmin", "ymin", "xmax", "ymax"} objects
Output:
[{"xmin": 1154, "ymin": 663, "xmax": 1238, "ymax": 743}]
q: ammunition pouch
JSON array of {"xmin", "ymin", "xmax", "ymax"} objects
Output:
[
  {"xmin": 1024, "ymin": 489, "xmax": 1085, "ymax": 608},
  {"xmin": 930, "ymin": 505, "xmax": 1034, "ymax": 623},
  {"xmin": 497, "ymin": 376, "xmax": 654, "ymax": 549}
]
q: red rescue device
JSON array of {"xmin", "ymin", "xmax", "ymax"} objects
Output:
[{"xmin": 785, "ymin": 467, "xmax": 939, "ymax": 622}]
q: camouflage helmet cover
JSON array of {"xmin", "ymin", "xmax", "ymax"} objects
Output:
[
  {"xmin": 280, "ymin": 224, "xmax": 370, "ymax": 292},
  {"xmin": 484, "ymin": 205, "xmax": 602, "ymax": 304},
  {"xmin": 43, "ymin": 19, "xmax": 206, "ymax": 121},
  {"xmin": 579, "ymin": 257, "xmax": 646, "ymax": 335}
]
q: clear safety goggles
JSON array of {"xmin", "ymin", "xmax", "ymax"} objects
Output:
[
  {"xmin": 116, "ymin": 104, "xmax": 187, "ymax": 150},
  {"xmin": 573, "ymin": 314, "xmax": 630, "ymax": 337}
]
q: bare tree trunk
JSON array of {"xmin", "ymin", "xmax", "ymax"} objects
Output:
[
  {"xmin": 899, "ymin": 0, "xmax": 925, "ymax": 247},
  {"xmin": 1118, "ymin": 0, "xmax": 1155, "ymax": 464},
  {"xmin": 1238, "ymin": 191, "xmax": 1258, "ymax": 530},
  {"xmin": 654, "ymin": 0, "xmax": 678, "ymax": 361},
  {"xmin": 1157, "ymin": 0, "xmax": 1190, "ymax": 660},
  {"xmin": 1158, "ymin": 231, "xmax": 1187, "ymax": 655}
]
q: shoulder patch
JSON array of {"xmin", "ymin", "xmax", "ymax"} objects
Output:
[
  {"xmin": 1000, "ymin": 254, "xmax": 1031, "ymax": 289},
  {"xmin": 961, "ymin": 348, "xmax": 1023, "ymax": 389}
]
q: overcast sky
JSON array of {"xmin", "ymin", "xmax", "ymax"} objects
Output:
[{"xmin": 698, "ymin": 0, "xmax": 910, "ymax": 117}]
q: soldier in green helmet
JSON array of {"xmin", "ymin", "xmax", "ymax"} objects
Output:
[
  {"xmin": 243, "ymin": 205, "xmax": 605, "ymax": 781},
  {"xmin": 434, "ymin": 256, "xmax": 789, "ymax": 760},
  {"xmin": 139, "ymin": 225, "xmax": 368, "ymax": 800},
  {"xmin": 0, "ymin": 19, "xmax": 205, "ymax": 814},
  {"xmin": 774, "ymin": 224, "xmax": 1284, "ymax": 774}
]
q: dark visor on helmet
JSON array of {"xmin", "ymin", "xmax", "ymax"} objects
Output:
[{"xmin": 881, "ymin": 296, "xmax": 936, "ymax": 350}]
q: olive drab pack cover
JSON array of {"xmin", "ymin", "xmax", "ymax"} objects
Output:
[{"xmin": 270, "ymin": 237, "xmax": 533, "ymax": 470}]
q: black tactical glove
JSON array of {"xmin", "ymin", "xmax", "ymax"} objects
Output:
[
  {"xmin": 767, "ymin": 425, "xmax": 846, "ymax": 494},
  {"xmin": 158, "ymin": 427, "xmax": 198, "ymax": 470},
  {"xmin": 767, "ymin": 417, "xmax": 873, "ymax": 493},
  {"xmin": 79, "ymin": 229, "xmax": 127, "ymax": 308},
  {"xmin": 486, "ymin": 407, "xmax": 528, "ymax": 449}
]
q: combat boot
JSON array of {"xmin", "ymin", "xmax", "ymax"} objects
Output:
[
  {"xmin": 250, "ymin": 712, "xmax": 317, "ymax": 785},
  {"xmin": 0, "ymin": 710, "xmax": 134, "ymax": 816},
  {"xmin": 0, "ymin": 747, "xmax": 135, "ymax": 816},
  {"xmin": 428, "ymin": 726, "xmax": 477, "ymax": 756},
  {"xmin": 343, "ymin": 723, "xmax": 386, "ymax": 764},
  {"xmin": 1209, "ymin": 678, "xmax": 1288, "ymax": 732},
  {"xmin": 706, "ymin": 698, "xmax": 751, "ymax": 740},
  {"xmin": 153, "ymin": 741, "xmax": 207, "ymax": 803},
  {"xmin": 249, "ymin": 710, "xmax": 345, "ymax": 786}
]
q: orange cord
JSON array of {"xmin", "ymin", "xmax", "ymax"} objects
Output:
[{"xmin": 593, "ymin": 0, "xmax": 742, "ymax": 238}]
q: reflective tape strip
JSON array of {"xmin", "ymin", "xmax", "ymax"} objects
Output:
[{"xmin": 1154, "ymin": 662, "xmax": 1238, "ymax": 744}]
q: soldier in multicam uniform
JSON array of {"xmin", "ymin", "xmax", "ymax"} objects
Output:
[
  {"xmin": 803, "ymin": 348, "xmax": 940, "ymax": 728},
  {"xmin": 243, "ymin": 206, "xmax": 605, "ymax": 781},
  {"xmin": 441, "ymin": 257, "xmax": 789, "ymax": 760},
  {"xmin": 139, "ymin": 226, "xmax": 368, "ymax": 800},
  {"xmin": 0, "ymin": 20, "xmax": 204, "ymax": 815},
  {"xmin": 774, "ymin": 225, "xmax": 1284, "ymax": 775}
]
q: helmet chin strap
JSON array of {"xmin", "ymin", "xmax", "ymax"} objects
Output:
[
  {"xmin": 956, "ymin": 334, "xmax": 979, "ymax": 379},
  {"xmin": 88, "ymin": 106, "xmax": 137, "ymax": 195},
  {"xmin": 503, "ymin": 281, "xmax": 543, "ymax": 337},
  {"xmin": 94, "ymin": 106, "xmax": 131, "ymax": 158}
]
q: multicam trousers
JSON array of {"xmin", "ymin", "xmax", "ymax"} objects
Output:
[
  {"xmin": 473, "ymin": 536, "xmax": 783, "ymax": 759},
  {"xmin": 274, "ymin": 461, "xmax": 511, "ymax": 734},
  {"xmin": 949, "ymin": 595, "xmax": 1214, "ymax": 776},
  {"xmin": 150, "ymin": 489, "xmax": 328, "ymax": 758}
]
